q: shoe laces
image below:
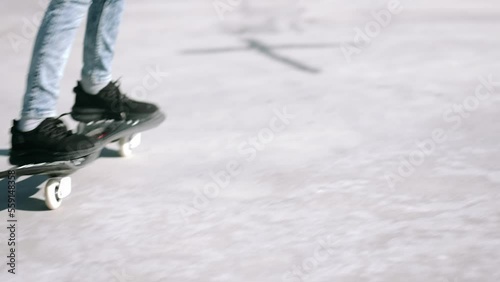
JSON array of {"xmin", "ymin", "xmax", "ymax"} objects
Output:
[
  {"xmin": 102, "ymin": 80, "xmax": 130, "ymax": 120},
  {"xmin": 39, "ymin": 114, "xmax": 73, "ymax": 140}
]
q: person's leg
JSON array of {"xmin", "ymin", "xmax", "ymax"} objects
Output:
[
  {"xmin": 71, "ymin": 0, "xmax": 161, "ymax": 122},
  {"xmin": 80, "ymin": 0, "xmax": 125, "ymax": 94},
  {"xmin": 20, "ymin": 0, "xmax": 92, "ymax": 131}
]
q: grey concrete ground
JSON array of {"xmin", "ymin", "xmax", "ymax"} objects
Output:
[{"xmin": 1, "ymin": 0, "xmax": 500, "ymax": 281}]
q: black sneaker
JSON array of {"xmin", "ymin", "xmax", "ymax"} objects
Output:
[
  {"xmin": 71, "ymin": 81, "xmax": 160, "ymax": 122},
  {"xmin": 10, "ymin": 117, "xmax": 98, "ymax": 166}
]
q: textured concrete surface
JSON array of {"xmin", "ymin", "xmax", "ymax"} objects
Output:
[{"xmin": 0, "ymin": 0, "xmax": 500, "ymax": 281}]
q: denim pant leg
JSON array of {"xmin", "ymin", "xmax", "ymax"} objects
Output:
[
  {"xmin": 81, "ymin": 0, "xmax": 125, "ymax": 88},
  {"xmin": 22, "ymin": 0, "xmax": 91, "ymax": 119}
]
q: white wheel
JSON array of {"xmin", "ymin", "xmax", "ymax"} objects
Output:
[
  {"xmin": 129, "ymin": 133, "xmax": 142, "ymax": 149},
  {"xmin": 118, "ymin": 134, "xmax": 141, "ymax": 157},
  {"xmin": 119, "ymin": 137, "xmax": 133, "ymax": 157},
  {"xmin": 44, "ymin": 179, "xmax": 63, "ymax": 210},
  {"xmin": 57, "ymin": 177, "xmax": 72, "ymax": 199},
  {"xmin": 44, "ymin": 177, "xmax": 72, "ymax": 210}
]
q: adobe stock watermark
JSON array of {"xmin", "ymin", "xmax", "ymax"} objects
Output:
[
  {"xmin": 4, "ymin": 0, "xmax": 49, "ymax": 54},
  {"xmin": 213, "ymin": 0, "xmax": 243, "ymax": 21},
  {"xmin": 178, "ymin": 106, "xmax": 295, "ymax": 222},
  {"xmin": 282, "ymin": 235, "xmax": 338, "ymax": 282},
  {"xmin": 340, "ymin": 0, "xmax": 403, "ymax": 63},
  {"xmin": 385, "ymin": 74, "xmax": 500, "ymax": 189},
  {"xmin": 6, "ymin": 170, "xmax": 17, "ymax": 275},
  {"xmin": 128, "ymin": 65, "xmax": 169, "ymax": 100}
]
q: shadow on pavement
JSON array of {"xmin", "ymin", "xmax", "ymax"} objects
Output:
[
  {"xmin": 181, "ymin": 38, "xmax": 331, "ymax": 74},
  {"xmin": 100, "ymin": 147, "xmax": 121, "ymax": 158},
  {"xmin": 0, "ymin": 176, "xmax": 48, "ymax": 212}
]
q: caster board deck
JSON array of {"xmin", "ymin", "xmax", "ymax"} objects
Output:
[
  {"xmin": 0, "ymin": 151, "xmax": 100, "ymax": 210},
  {"xmin": 0, "ymin": 151, "xmax": 100, "ymax": 179},
  {"xmin": 0, "ymin": 111, "xmax": 166, "ymax": 210},
  {"xmin": 79, "ymin": 111, "xmax": 166, "ymax": 155}
]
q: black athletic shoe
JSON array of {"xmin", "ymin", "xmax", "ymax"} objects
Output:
[
  {"xmin": 10, "ymin": 117, "xmax": 98, "ymax": 165},
  {"xmin": 71, "ymin": 81, "xmax": 160, "ymax": 122}
]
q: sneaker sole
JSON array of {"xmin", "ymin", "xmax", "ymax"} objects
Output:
[
  {"xmin": 71, "ymin": 108, "xmax": 159, "ymax": 123},
  {"xmin": 9, "ymin": 146, "xmax": 99, "ymax": 166}
]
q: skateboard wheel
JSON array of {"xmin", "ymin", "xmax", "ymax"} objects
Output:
[
  {"xmin": 57, "ymin": 177, "xmax": 72, "ymax": 199},
  {"xmin": 44, "ymin": 177, "xmax": 71, "ymax": 210},
  {"xmin": 118, "ymin": 133, "xmax": 141, "ymax": 157},
  {"xmin": 44, "ymin": 178, "xmax": 63, "ymax": 210},
  {"xmin": 129, "ymin": 133, "xmax": 142, "ymax": 149}
]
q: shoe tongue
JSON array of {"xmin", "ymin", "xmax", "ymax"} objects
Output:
[
  {"xmin": 40, "ymin": 117, "xmax": 65, "ymax": 129},
  {"xmin": 98, "ymin": 82, "xmax": 119, "ymax": 97},
  {"xmin": 102, "ymin": 81, "xmax": 117, "ymax": 92}
]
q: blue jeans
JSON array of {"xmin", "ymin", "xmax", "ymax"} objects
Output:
[{"xmin": 22, "ymin": 0, "xmax": 124, "ymax": 119}]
